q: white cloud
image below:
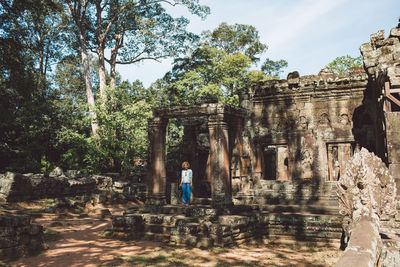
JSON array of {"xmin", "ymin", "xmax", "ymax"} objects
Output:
[{"xmin": 265, "ymin": 0, "xmax": 348, "ymax": 48}]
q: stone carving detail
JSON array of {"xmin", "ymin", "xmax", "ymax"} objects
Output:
[
  {"xmin": 337, "ymin": 148, "xmax": 397, "ymax": 224},
  {"xmin": 297, "ymin": 116, "xmax": 308, "ymax": 130},
  {"xmin": 299, "ymin": 149, "xmax": 313, "ymax": 179},
  {"xmin": 339, "ymin": 114, "xmax": 350, "ymax": 126},
  {"xmin": 318, "ymin": 113, "xmax": 330, "ymax": 126}
]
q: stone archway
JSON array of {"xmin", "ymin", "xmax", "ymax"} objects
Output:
[{"xmin": 145, "ymin": 103, "xmax": 245, "ymax": 208}]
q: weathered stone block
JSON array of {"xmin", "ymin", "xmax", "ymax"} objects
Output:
[
  {"xmin": 0, "ymin": 214, "xmax": 44, "ymax": 261},
  {"xmin": 385, "ymin": 112, "xmax": 400, "ymax": 132},
  {"xmin": 390, "ymin": 27, "xmax": 400, "ymax": 38},
  {"xmin": 335, "ymin": 217, "xmax": 381, "ymax": 267},
  {"xmin": 386, "ymin": 132, "xmax": 400, "ymax": 163},
  {"xmin": 371, "ymin": 30, "xmax": 385, "ymax": 44},
  {"xmin": 360, "ymin": 42, "xmax": 373, "ymax": 54}
]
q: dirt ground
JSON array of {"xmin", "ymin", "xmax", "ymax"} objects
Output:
[{"xmin": 2, "ymin": 201, "xmax": 343, "ymax": 267}]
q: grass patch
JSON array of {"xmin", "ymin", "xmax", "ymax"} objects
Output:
[
  {"xmin": 125, "ymin": 252, "xmax": 192, "ymax": 267},
  {"xmin": 100, "ymin": 230, "xmax": 114, "ymax": 238},
  {"xmin": 127, "ymin": 254, "xmax": 168, "ymax": 266},
  {"xmin": 43, "ymin": 228, "xmax": 61, "ymax": 241}
]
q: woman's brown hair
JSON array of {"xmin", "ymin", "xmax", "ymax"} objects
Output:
[{"xmin": 182, "ymin": 161, "xmax": 190, "ymax": 169}]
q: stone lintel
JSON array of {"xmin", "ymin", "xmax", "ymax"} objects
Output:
[{"xmin": 154, "ymin": 103, "xmax": 245, "ymax": 120}]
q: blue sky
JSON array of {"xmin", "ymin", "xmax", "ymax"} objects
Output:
[{"xmin": 117, "ymin": 0, "xmax": 400, "ymax": 87}]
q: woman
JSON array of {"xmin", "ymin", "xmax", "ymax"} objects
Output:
[{"xmin": 180, "ymin": 161, "xmax": 192, "ymax": 206}]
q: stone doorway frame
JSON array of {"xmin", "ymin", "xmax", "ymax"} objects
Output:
[{"xmin": 145, "ymin": 103, "xmax": 245, "ymax": 208}]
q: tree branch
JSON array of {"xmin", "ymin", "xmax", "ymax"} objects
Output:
[{"xmin": 115, "ymin": 54, "xmax": 172, "ymax": 64}]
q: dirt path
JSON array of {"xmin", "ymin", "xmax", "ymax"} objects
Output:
[{"xmin": 6, "ymin": 203, "xmax": 342, "ymax": 267}]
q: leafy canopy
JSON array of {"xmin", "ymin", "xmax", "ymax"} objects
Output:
[
  {"xmin": 160, "ymin": 22, "xmax": 288, "ymax": 106},
  {"xmin": 325, "ymin": 55, "xmax": 363, "ymax": 74}
]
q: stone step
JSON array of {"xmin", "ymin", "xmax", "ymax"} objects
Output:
[
  {"xmin": 191, "ymin": 198, "xmax": 212, "ymax": 205},
  {"xmin": 263, "ymin": 212, "xmax": 343, "ymax": 223},
  {"xmin": 141, "ymin": 232, "xmax": 170, "ymax": 243},
  {"xmin": 237, "ymin": 197, "xmax": 339, "ymax": 207},
  {"xmin": 144, "ymin": 223, "xmax": 173, "ymax": 234},
  {"xmin": 261, "ymin": 204, "xmax": 340, "ymax": 215},
  {"xmin": 141, "ymin": 213, "xmax": 198, "ymax": 226}
]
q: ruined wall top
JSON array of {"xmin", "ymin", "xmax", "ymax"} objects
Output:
[
  {"xmin": 249, "ymin": 69, "xmax": 368, "ymax": 100},
  {"xmin": 361, "ymin": 22, "xmax": 400, "ymax": 87},
  {"xmin": 153, "ymin": 102, "xmax": 246, "ymax": 119}
]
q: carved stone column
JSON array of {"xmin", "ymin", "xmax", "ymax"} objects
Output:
[
  {"xmin": 146, "ymin": 117, "xmax": 167, "ymax": 205},
  {"xmin": 208, "ymin": 115, "xmax": 232, "ymax": 207}
]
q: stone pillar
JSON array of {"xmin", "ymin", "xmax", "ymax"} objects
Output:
[
  {"xmin": 385, "ymin": 112, "xmax": 400, "ymax": 195},
  {"xmin": 208, "ymin": 115, "xmax": 232, "ymax": 207},
  {"xmin": 254, "ymin": 144, "xmax": 264, "ymax": 186},
  {"xmin": 146, "ymin": 117, "xmax": 167, "ymax": 205}
]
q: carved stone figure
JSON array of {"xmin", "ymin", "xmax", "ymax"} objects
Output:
[{"xmin": 337, "ymin": 148, "xmax": 397, "ymax": 225}]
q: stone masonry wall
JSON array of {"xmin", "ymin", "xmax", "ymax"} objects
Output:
[
  {"xmin": 0, "ymin": 214, "xmax": 44, "ymax": 261},
  {"xmin": 236, "ymin": 69, "xmax": 369, "ymax": 202},
  {"xmin": 361, "ymin": 24, "xmax": 400, "ymax": 193},
  {"xmin": 0, "ymin": 170, "xmax": 147, "ymax": 203}
]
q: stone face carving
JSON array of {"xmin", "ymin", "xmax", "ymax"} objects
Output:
[
  {"xmin": 297, "ymin": 116, "xmax": 308, "ymax": 130},
  {"xmin": 318, "ymin": 113, "xmax": 330, "ymax": 126},
  {"xmin": 337, "ymin": 148, "xmax": 397, "ymax": 224},
  {"xmin": 299, "ymin": 149, "xmax": 313, "ymax": 179},
  {"xmin": 339, "ymin": 114, "xmax": 350, "ymax": 126}
]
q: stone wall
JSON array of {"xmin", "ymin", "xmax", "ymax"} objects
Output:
[
  {"xmin": 361, "ymin": 23, "xmax": 400, "ymax": 193},
  {"xmin": 113, "ymin": 204, "xmax": 343, "ymax": 247},
  {"xmin": 234, "ymin": 69, "xmax": 369, "ymax": 203},
  {"xmin": 0, "ymin": 169, "xmax": 147, "ymax": 203},
  {"xmin": 0, "ymin": 214, "xmax": 44, "ymax": 261}
]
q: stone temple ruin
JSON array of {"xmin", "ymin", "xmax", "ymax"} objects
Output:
[
  {"xmin": 2, "ymin": 21, "xmax": 400, "ymax": 265},
  {"xmin": 113, "ymin": 21, "xmax": 400, "ymax": 261}
]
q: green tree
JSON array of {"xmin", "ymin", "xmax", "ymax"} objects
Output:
[
  {"xmin": 325, "ymin": 55, "xmax": 363, "ymax": 74},
  {"xmin": 0, "ymin": 0, "xmax": 64, "ymax": 172},
  {"xmin": 161, "ymin": 22, "xmax": 284, "ymax": 106},
  {"xmin": 203, "ymin": 22, "xmax": 267, "ymax": 63},
  {"xmin": 63, "ymin": 0, "xmax": 209, "ymax": 134},
  {"xmin": 261, "ymin": 58, "xmax": 288, "ymax": 79},
  {"xmin": 164, "ymin": 45, "xmax": 252, "ymax": 106}
]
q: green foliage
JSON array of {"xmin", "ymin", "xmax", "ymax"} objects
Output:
[
  {"xmin": 164, "ymin": 43, "xmax": 253, "ymax": 106},
  {"xmin": 203, "ymin": 22, "xmax": 267, "ymax": 62},
  {"xmin": 40, "ymin": 156, "xmax": 52, "ymax": 173},
  {"xmin": 0, "ymin": 0, "xmax": 211, "ymax": 174},
  {"xmin": 96, "ymin": 86, "xmax": 153, "ymax": 172},
  {"xmin": 160, "ymin": 23, "xmax": 287, "ymax": 107},
  {"xmin": 53, "ymin": 75, "xmax": 153, "ymax": 173},
  {"xmin": 325, "ymin": 55, "xmax": 363, "ymax": 74},
  {"xmin": 261, "ymin": 58, "xmax": 288, "ymax": 78}
]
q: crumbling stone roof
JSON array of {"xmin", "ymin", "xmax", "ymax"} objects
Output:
[
  {"xmin": 361, "ymin": 25, "xmax": 400, "ymax": 87},
  {"xmin": 251, "ymin": 70, "xmax": 368, "ymax": 99}
]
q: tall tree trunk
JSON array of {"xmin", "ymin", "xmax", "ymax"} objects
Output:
[
  {"xmin": 110, "ymin": 46, "xmax": 118, "ymax": 89},
  {"xmin": 110, "ymin": 32, "xmax": 123, "ymax": 89},
  {"xmin": 95, "ymin": 0, "xmax": 107, "ymax": 103},
  {"xmin": 98, "ymin": 41, "xmax": 107, "ymax": 102},
  {"xmin": 79, "ymin": 31, "xmax": 99, "ymax": 137}
]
